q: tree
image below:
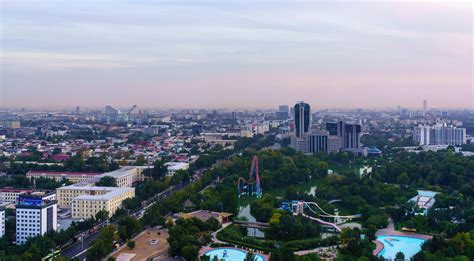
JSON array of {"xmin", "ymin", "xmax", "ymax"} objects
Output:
[
  {"xmin": 144, "ymin": 160, "xmax": 168, "ymax": 180},
  {"xmin": 245, "ymin": 251, "xmax": 257, "ymax": 261},
  {"xmin": 127, "ymin": 240, "xmax": 135, "ymax": 249},
  {"xmin": 118, "ymin": 216, "xmax": 141, "ymax": 241},
  {"xmin": 135, "ymin": 155, "xmax": 147, "ymax": 166},
  {"xmin": 395, "ymin": 252, "xmax": 405, "ymax": 261},
  {"xmin": 95, "ymin": 209, "xmax": 109, "ymax": 223},
  {"xmin": 181, "ymin": 245, "xmax": 199, "ymax": 261},
  {"xmin": 96, "ymin": 176, "xmax": 117, "ymax": 187}
]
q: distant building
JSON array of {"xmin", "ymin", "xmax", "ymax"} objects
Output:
[
  {"xmin": 413, "ymin": 123, "xmax": 466, "ymax": 146},
  {"xmin": 16, "ymin": 193, "xmax": 57, "ymax": 244},
  {"xmin": 105, "ymin": 105, "xmax": 120, "ymax": 116},
  {"xmin": 276, "ymin": 105, "xmax": 289, "ymax": 120},
  {"xmin": 100, "ymin": 166, "xmax": 144, "ymax": 187},
  {"xmin": 0, "ymin": 208, "xmax": 5, "ymax": 238},
  {"xmin": 364, "ymin": 147, "xmax": 382, "ymax": 157},
  {"xmin": 308, "ymin": 131, "xmax": 329, "ymax": 154},
  {"xmin": 26, "ymin": 171, "xmax": 102, "ymax": 183},
  {"xmin": 294, "ymin": 102, "xmax": 310, "ymax": 138},
  {"xmin": 344, "ymin": 123, "xmax": 362, "ymax": 149},
  {"xmin": 165, "ymin": 162, "xmax": 190, "ymax": 177},
  {"xmin": 325, "ymin": 121, "xmax": 361, "ymax": 150},
  {"xmin": 328, "ymin": 135, "xmax": 342, "ymax": 153}
]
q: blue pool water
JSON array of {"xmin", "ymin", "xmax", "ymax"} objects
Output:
[
  {"xmin": 377, "ymin": 235, "xmax": 426, "ymax": 260},
  {"xmin": 204, "ymin": 248, "xmax": 265, "ymax": 261}
]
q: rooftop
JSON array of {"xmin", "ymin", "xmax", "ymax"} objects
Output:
[{"xmin": 59, "ymin": 185, "xmax": 134, "ymax": 201}]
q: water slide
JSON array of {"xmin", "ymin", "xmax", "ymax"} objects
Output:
[
  {"xmin": 303, "ymin": 201, "xmax": 362, "ymax": 219},
  {"xmin": 300, "ymin": 213, "xmax": 342, "ymax": 232}
]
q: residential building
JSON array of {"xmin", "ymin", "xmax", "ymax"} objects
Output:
[
  {"xmin": 413, "ymin": 123, "xmax": 466, "ymax": 146},
  {"xmin": 26, "ymin": 171, "xmax": 102, "ymax": 183},
  {"xmin": 16, "ymin": 193, "xmax": 57, "ymax": 244},
  {"xmin": 57, "ymin": 185, "xmax": 135, "ymax": 219},
  {"xmin": 100, "ymin": 166, "xmax": 143, "ymax": 187},
  {"xmin": 0, "ymin": 188, "xmax": 33, "ymax": 204},
  {"xmin": 165, "ymin": 162, "xmax": 190, "ymax": 177}
]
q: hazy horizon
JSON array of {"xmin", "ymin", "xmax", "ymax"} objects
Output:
[{"xmin": 1, "ymin": 1, "xmax": 473, "ymax": 109}]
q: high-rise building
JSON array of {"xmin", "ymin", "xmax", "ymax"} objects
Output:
[
  {"xmin": 276, "ymin": 105, "xmax": 289, "ymax": 120},
  {"xmin": 344, "ymin": 123, "xmax": 362, "ymax": 149},
  {"xmin": 413, "ymin": 124, "xmax": 466, "ymax": 146},
  {"xmin": 325, "ymin": 121, "xmax": 361, "ymax": 149},
  {"xmin": 309, "ymin": 131, "xmax": 329, "ymax": 154},
  {"xmin": 423, "ymin": 99, "xmax": 427, "ymax": 112},
  {"xmin": 294, "ymin": 102, "xmax": 310, "ymax": 138},
  {"xmin": 105, "ymin": 105, "xmax": 120, "ymax": 116},
  {"xmin": 16, "ymin": 193, "xmax": 57, "ymax": 244}
]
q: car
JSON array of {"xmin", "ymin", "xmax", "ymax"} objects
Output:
[{"xmin": 149, "ymin": 239, "xmax": 158, "ymax": 245}]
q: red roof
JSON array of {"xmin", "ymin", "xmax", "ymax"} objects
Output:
[
  {"xmin": 27, "ymin": 171, "xmax": 102, "ymax": 176},
  {"xmin": 0, "ymin": 188, "xmax": 33, "ymax": 193},
  {"xmin": 52, "ymin": 154, "xmax": 70, "ymax": 161}
]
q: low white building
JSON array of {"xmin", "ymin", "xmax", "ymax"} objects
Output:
[
  {"xmin": 0, "ymin": 188, "xmax": 33, "ymax": 204},
  {"xmin": 165, "ymin": 162, "xmax": 190, "ymax": 177},
  {"xmin": 409, "ymin": 190, "xmax": 438, "ymax": 215},
  {"xmin": 99, "ymin": 166, "xmax": 144, "ymax": 187}
]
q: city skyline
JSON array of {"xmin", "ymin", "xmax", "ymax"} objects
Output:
[{"xmin": 1, "ymin": 1, "xmax": 473, "ymax": 109}]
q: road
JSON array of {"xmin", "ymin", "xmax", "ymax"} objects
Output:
[
  {"xmin": 61, "ymin": 230, "xmax": 101, "ymax": 259},
  {"xmin": 60, "ymin": 179, "xmax": 192, "ymax": 260}
]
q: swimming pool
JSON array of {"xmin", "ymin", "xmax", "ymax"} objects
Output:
[
  {"xmin": 204, "ymin": 248, "xmax": 265, "ymax": 261},
  {"xmin": 377, "ymin": 235, "xmax": 426, "ymax": 260}
]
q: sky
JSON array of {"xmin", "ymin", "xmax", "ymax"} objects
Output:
[{"xmin": 0, "ymin": 0, "xmax": 473, "ymax": 110}]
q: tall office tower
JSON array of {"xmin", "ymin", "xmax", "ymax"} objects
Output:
[
  {"xmin": 326, "ymin": 122, "xmax": 340, "ymax": 136},
  {"xmin": 413, "ymin": 124, "xmax": 466, "ymax": 146},
  {"xmin": 105, "ymin": 105, "xmax": 120, "ymax": 116},
  {"xmin": 344, "ymin": 123, "xmax": 362, "ymax": 149},
  {"xmin": 294, "ymin": 102, "xmax": 310, "ymax": 138},
  {"xmin": 16, "ymin": 194, "xmax": 57, "ymax": 244},
  {"xmin": 423, "ymin": 99, "xmax": 427, "ymax": 112},
  {"xmin": 308, "ymin": 131, "xmax": 329, "ymax": 154},
  {"xmin": 0, "ymin": 208, "xmax": 5, "ymax": 238},
  {"xmin": 277, "ymin": 105, "xmax": 289, "ymax": 120},
  {"xmin": 326, "ymin": 121, "xmax": 361, "ymax": 149},
  {"xmin": 76, "ymin": 106, "xmax": 80, "ymax": 115}
]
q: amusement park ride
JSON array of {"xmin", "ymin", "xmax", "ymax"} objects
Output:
[
  {"xmin": 237, "ymin": 155, "xmax": 262, "ymax": 197},
  {"xmin": 280, "ymin": 200, "xmax": 361, "ymax": 232},
  {"xmin": 236, "ymin": 155, "xmax": 360, "ymax": 232}
]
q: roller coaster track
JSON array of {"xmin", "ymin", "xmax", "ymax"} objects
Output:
[{"xmin": 237, "ymin": 155, "xmax": 262, "ymax": 197}]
